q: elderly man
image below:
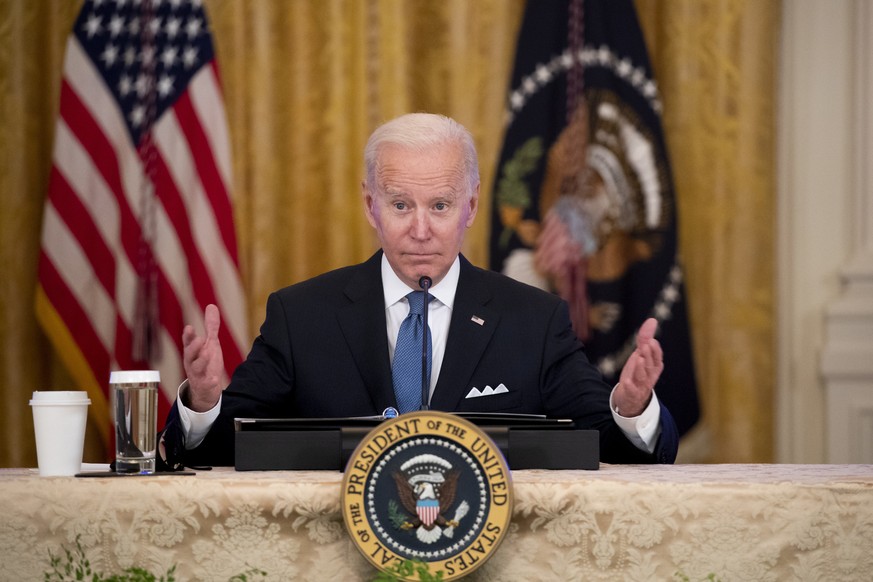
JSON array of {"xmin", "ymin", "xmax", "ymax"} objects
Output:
[{"xmin": 161, "ymin": 113, "xmax": 677, "ymax": 468}]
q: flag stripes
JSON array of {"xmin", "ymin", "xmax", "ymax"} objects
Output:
[{"xmin": 37, "ymin": 0, "xmax": 246, "ymax": 449}]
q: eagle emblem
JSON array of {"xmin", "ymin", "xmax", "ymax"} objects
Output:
[
  {"xmin": 392, "ymin": 454, "xmax": 470, "ymax": 544},
  {"xmin": 342, "ymin": 411, "xmax": 512, "ymax": 579}
]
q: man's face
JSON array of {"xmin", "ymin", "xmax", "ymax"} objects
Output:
[{"xmin": 363, "ymin": 142, "xmax": 479, "ymax": 289}]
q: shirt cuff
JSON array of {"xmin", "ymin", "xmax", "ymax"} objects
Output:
[
  {"xmin": 176, "ymin": 379, "xmax": 221, "ymax": 450},
  {"xmin": 609, "ymin": 386, "xmax": 662, "ymax": 454}
]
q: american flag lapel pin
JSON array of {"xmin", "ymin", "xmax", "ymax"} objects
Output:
[{"xmin": 471, "ymin": 315, "xmax": 485, "ymax": 326}]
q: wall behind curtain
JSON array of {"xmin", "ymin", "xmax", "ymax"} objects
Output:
[{"xmin": 0, "ymin": 0, "xmax": 777, "ymax": 467}]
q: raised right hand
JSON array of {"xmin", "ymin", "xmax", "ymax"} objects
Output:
[{"xmin": 181, "ymin": 303, "xmax": 225, "ymax": 412}]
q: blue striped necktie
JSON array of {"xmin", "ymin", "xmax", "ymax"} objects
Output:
[{"xmin": 392, "ymin": 291, "xmax": 432, "ymax": 413}]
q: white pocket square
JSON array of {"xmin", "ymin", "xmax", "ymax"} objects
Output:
[{"xmin": 465, "ymin": 383, "xmax": 509, "ymax": 399}]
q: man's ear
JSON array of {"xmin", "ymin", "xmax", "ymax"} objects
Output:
[
  {"xmin": 466, "ymin": 183, "xmax": 480, "ymax": 228},
  {"xmin": 362, "ymin": 181, "xmax": 378, "ymax": 228}
]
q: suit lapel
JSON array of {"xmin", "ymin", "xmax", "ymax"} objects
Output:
[
  {"xmin": 336, "ymin": 252, "xmax": 396, "ymax": 412},
  {"xmin": 430, "ymin": 256, "xmax": 499, "ymax": 411}
]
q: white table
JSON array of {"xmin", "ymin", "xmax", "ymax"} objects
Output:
[{"xmin": 1, "ymin": 464, "xmax": 871, "ymax": 580}]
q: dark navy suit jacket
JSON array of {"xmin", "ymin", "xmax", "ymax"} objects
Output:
[{"xmin": 162, "ymin": 251, "xmax": 678, "ymax": 468}]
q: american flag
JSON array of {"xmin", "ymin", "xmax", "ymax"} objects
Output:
[{"xmin": 36, "ymin": 0, "xmax": 247, "ymax": 448}]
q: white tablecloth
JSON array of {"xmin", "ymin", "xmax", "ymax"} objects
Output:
[{"xmin": 1, "ymin": 464, "xmax": 871, "ymax": 581}]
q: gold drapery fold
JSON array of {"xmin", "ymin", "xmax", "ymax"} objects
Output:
[
  {"xmin": 205, "ymin": 0, "xmax": 527, "ymax": 323},
  {"xmin": 636, "ymin": 0, "xmax": 779, "ymax": 461},
  {"xmin": 0, "ymin": 0, "xmax": 91, "ymax": 467},
  {"xmin": 0, "ymin": 0, "xmax": 776, "ymax": 467}
]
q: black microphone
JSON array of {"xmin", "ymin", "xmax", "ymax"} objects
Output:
[{"xmin": 418, "ymin": 276, "xmax": 432, "ymax": 411}]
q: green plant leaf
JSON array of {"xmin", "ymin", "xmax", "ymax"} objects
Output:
[
  {"xmin": 46, "ymin": 536, "xmax": 262, "ymax": 582},
  {"xmin": 495, "ymin": 136, "xmax": 544, "ymax": 210}
]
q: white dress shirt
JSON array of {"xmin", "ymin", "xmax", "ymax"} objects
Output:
[{"xmin": 382, "ymin": 254, "xmax": 458, "ymax": 402}]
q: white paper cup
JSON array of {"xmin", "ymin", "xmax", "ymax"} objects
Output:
[
  {"xmin": 30, "ymin": 391, "xmax": 91, "ymax": 476},
  {"xmin": 30, "ymin": 390, "xmax": 91, "ymax": 403}
]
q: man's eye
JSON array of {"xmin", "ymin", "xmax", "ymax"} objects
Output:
[
  {"xmin": 434, "ymin": 202, "xmax": 448, "ymax": 211},
  {"xmin": 393, "ymin": 202, "xmax": 407, "ymax": 210}
]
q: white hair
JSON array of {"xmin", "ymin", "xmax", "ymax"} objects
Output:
[{"xmin": 364, "ymin": 113, "xmax": 480, "ymax": 197}]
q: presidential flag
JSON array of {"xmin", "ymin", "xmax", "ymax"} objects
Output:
[
  {"xmin": 36, "ymin": 0, "xmax": 247, "ymax": 447},
  {"xmin": 489, "ymin": 0, "xmax": 700, "ymax": 434}
]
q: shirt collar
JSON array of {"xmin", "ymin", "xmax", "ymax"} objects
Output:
[{"xmin": 381, "ymin": 253, "xmax": 459, "ymax": 309}]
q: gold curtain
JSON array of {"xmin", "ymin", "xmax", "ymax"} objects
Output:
[
  {"xmin": 204, "ymin": 0, "xmax": 526, "ymax": 322},
  {"xmin": 0, "ymin": 1, "xmax": 88, "ymax": 467},
  {"xmin": 0, "ymin": 0, "xmax": 776, "ymax": 467},
  {"xmin": 636, "ymin": 0, "xmax": 780, "ymax": 461}
]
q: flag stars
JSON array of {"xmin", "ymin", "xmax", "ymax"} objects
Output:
[
  {"xmin": 118, "ymin": 74, "xmax": 132, "ymax": 96},
  {"xmin": 123, "ymin": 46, "xmax": 137, "ymax": 67},
  {"xmin": 185, "ymin": 17, "xmax": 203, "ymax": 39},
  {"xmin": 182, "ymin": 45, "xmax": 199, "ymax": 68},
  {"xmin": 521, "ymin": 76, "xmax": 537, "ymax": 95},
  {"xmin": 617, "ymin": 58, "xmax": 633, "ymax": 77},
  {"xmin": 157, "ymin": 75, "xmax": 175, "ymax": 98},
  {"xmin": 594, "ymin": 259, "xmax": 685, "ymax": 374},
  {"xmin": 654, "ymin": 301, "xmax": 671, "ymax": 320},
  {"xmin": 164, "ymin": 17, "xmax": 182, "ymax": 39},
  {"xmin": 100, "ymin": 43, "xmax": 119, "ymax": 67},
  {"xmin": 535, "ymin": 63, "xmax": 552, "ymax": 84},
  {"xmin": 161, "ymin": 46, "xmax": 178, "ymax": 67},
  {"xmin": 108, "ymin": 14, "xmax": 126, "ymax": 38},
  {"xmin": 129, "ymin": 104, "xmax": 145, "ymax": 127},
  {"xmin": 83, "ymin": 13, "xmax": 103, "ymax": 38},
  {"xmin": 600, "ymin": 357, "xmax": 617, "ymax": 377},
  {"xmin": 643, "ymin": 81, "xmax": 658, "ymax": 98},
  {"xmin": 67, "ymin": 0, "xmax": 218, "ymax": 186},
  {"xmin": 503, "ymin": 46, "xmax": 668, "ymax": 129},
  {"xmin": 148, "ymin": 16, "xmax": 163, "ymax": 36}
]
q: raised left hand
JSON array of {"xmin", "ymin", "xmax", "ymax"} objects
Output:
[{"xmin": 614, "ymin": 318, "xmax": 664, "ymax": 417}]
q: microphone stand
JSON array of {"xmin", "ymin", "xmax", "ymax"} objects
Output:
[{"xmin": 418, "ymin": 276, "xmax": 432, "ymax": 411}]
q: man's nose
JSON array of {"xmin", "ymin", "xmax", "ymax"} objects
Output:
[{"xmin": 410, "ymin": 210, "xmax": 431, "ymax": 239}]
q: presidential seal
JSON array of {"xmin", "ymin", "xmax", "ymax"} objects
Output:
[{"xmin": 342, "ymin": 410, "xmax": 512, "ymax": 580}]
